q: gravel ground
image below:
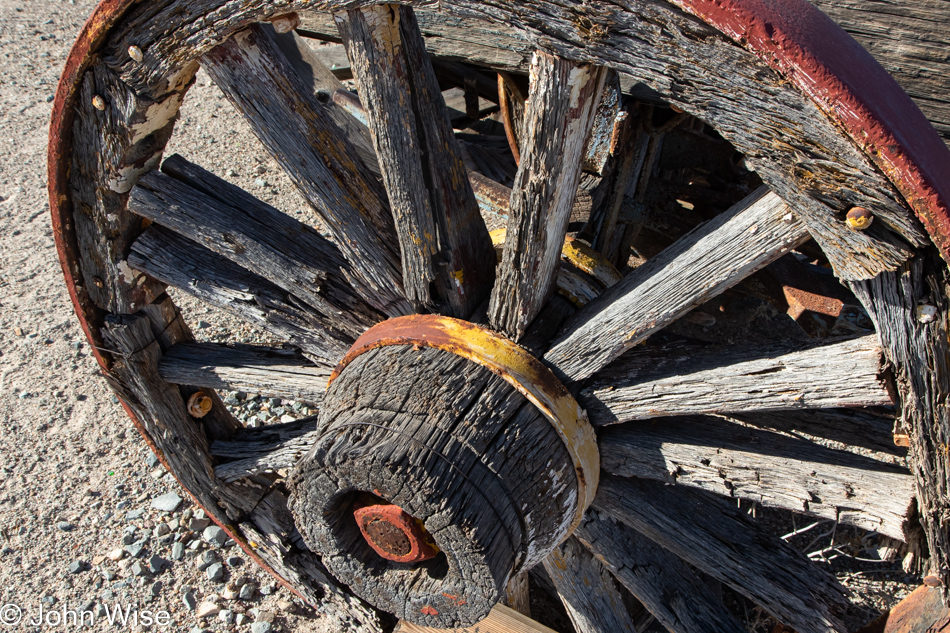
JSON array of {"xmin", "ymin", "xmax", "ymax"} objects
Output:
[
  {"xmin": 0, "ymin": 2, "xmax": 331, "ymax": 631},
  {"xmin": 0, "ymin": 1, "xmax": 924, "ymax": 632}
]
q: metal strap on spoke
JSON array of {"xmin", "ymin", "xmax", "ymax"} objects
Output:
[{"xmin": 328, "ymin": 314, "xmax": 599, "ymax": 541}]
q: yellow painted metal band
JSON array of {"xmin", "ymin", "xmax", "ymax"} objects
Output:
[
  {"xmin": 328, "ymin": 315, "xmax": 599, "ymax": 542},
  {"xmin": 561, "ymin": 236, "xmax": 622, "ymax": 288}
]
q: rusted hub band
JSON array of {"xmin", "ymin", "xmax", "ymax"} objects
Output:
[
  {"xmin": 353, "ymin": 501, "xmax": 440, "ymax": 564},
  {"xmin": 328, "ymin": 314, "xmax": 599, "ymax": 542}
]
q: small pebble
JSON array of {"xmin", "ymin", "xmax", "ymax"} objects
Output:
[
  {"xmin": 183, "ymin": 592, "xmax": 198, "ymax": 611},
  {"xmin": 151, "ymin": 492, "xmax": 182, "ymax": 513},
  {"xmin": 218, "ymin": 609, "xmax": 234, "ymax": 625},
  {"xmin": 124, "ymin": 542, "xmax": 145, "ymax": 558},
  {"xmin": 255, "ymin": 610, "xmax": 275, "ymax": 623},
  {"xmin": 150, "ymin": 580, "xmax": 163, "ymax": 597},
  {"xmin": 130, "ymin": 561, "xmax": 148, "ymax": 577},
  {"xmin": 148, "ymin": 554, "xmax": 167, "ymax": 574},
  {"xmin": 57, "ymin": 521, "xmax": 74, "ymax": 531},
  {"xmin": 68, "ymin": 560, "xmax": 86, "ymax": 574},
  {"xmin": 107, "ymin": 548, "xmax": 124, "ymax": 562},
  {"xmin": 196, "ymin": 550, "xmax": 217, "ymax": 571},
  {"xmin": 226, "ymin": 555, "xmax": 243, "ymax": 567},
  {"xmin": 206, "ymin": 562, "xmax": 226, "ymax": 582},
  {"xmin": 196, "ymin": 602, "xmax": 220, "ymax": 619},
  {"xmin": 203, "ymin": 526, "xmax": 228, "ymax": 547},
  {"xmin": 189, "ymin": 516, "xmax": 211, "ymax": 532},
  {"xmin": 145, "ymin": 452, "xmax": 160, "ymax": 468},
  {"xmin": 171, "ymin": 542, "xmax": 185, "ymax": 560},
  {"xmin": 251, "ymin": 622, "xmax": 274, "ymax": 633},
  {"xmin": 239, "ymin": 583, "xmax": 256, "ymax": 600}
]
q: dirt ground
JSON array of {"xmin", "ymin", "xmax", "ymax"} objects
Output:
[{"xmin": 0, "ymin": 1, "xmax": 923, "ymax": 632}]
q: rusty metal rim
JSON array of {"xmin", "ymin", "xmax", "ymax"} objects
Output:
[
  {"xmin": 328, "ymin": 315, "xmax": 600, "ymax": 543},
  {"xmin": 673, "ymin": 0, "xmax": 950, "ymax": 264},
  {"xmin": 45, "ymin": 0, "xmax": 315, "ymax": 608}
]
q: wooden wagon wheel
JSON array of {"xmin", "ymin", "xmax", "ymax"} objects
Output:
[{"xmin": 48, "ymin": 0, "xmax": 950, "ymax": 632}]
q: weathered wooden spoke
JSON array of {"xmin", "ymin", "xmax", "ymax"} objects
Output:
[
  {"xmin": 201, "ymin": 23, "xmax": 411, "ymax": 317},
  {"xmin": 489, "ymin": 52, "xmax": 607, "ymax": 340},
  {"xmin": 337, "ymin": 4, "xmax": 495, "ymax": 317},
  {"xmin": 158, "ymin": 343, "xmax": 329, "ymax": 404},
  {"xmin": 211, "ymin": 416, "xmax": 316, "ymax": 482},
  {"xmin": 140, "ymin": 155, "xmax": 382, "ymax": 336},
  {"xmin": 595, "ymin": 475, "xmax": 849, "ymax": 633},
  {"xmin": 582, "ymin": 334, "xmax": 893, "ymax": 423},
  {"xmin": 128, "ymin": 225, "xmax": 351, "ymax": 364},
  {"xmin": 576, "ymin": 508, "xmax": 746, "ymax": 633},
  {"xmin": 546, "ymin": 187, "xmax": 809, "ymax": 381},
  {"xmin": 541, "ymin": 536, "xmax": 638, "ymax": 633},
  {"xmin": 599, "ymin": 415, "xmax": 914, "ymax": 540}
]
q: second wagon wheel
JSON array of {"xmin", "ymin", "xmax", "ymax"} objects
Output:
[{"xmin": 49, "ymin": 0, "xmax": 950, "ymax": 632}]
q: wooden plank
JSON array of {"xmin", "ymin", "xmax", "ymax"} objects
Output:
[
  {"xmin": 128, "ymin": 225, "xmax": 353, "ymax": 364},
  {"xmin": 595, "ymin": 475, "xmax": 849, "ymax": 633},
  {"xmin": 128, "ymin": 161, "xmax": 382, "ymax": 340},
  {"xmin": 599, "ymin": 415, "xmax": 915, "ymax": 540},
  {"xmin": 582, "ymin": 335, "xmax": 892, "ymax": 423},
  {"xmin": 541, "ymin": 536, "xmax": 639, "ymax": 633},
  {"xmin": 158, "ymin": 343, "xmax": 329, "ymax": 403},
  {"xmin": 201, "ymin": 23, "xmax": 410, "ymax": 317},
  {"xmin": 809, "ymin": 0, "xmax": 950, "ymax": 145},
  {"xmin": 577, "ymin": 509, "xmax": 746, "ymax": 633},
  {"xmin": 502, "ymin": 572, "xmax": 531, "ymax": 618},
  {"xmin": 489, "ymin": 52, "xmax": 607, "ymax": 340},
  {"xmin": 394, "ymin": 604, "xmax": 557, "ymax": 633},
  {"xmin": 100, "ymin": 313, "xmax": 266, "ymax": 520},
  {"xmin": 545, "ymin": 187, "xmax": 809, "ymax": 382},
  {"xmin": 337, "ymin": 5, "xmax": 495, "ymax": 317},
  {"xmin": 850, "ymin": 256, "xmax": 950, "ymax": 589}
]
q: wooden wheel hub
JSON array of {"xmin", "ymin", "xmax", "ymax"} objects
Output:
[
  {"xmin": 288, "ymin": 316, "xmax": 595, "ymax": 627},
  {"xmin": 353, "ymin": 500, "xmax": 439, "ymax": 564}
]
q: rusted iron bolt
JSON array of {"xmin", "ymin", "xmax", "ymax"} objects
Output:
[
  {"xmin": 353, "ymin": 501, "xmax": 439, "ymax": 564},
  {"xmin": 128, "ymin": 45, "xmax": 143, "ymax": 62},
  {"xmin": 186, "ymin": 391, "xmax": 213, "ymax": 418},
  {"xmin": 845, "ymin": 206, "xmax": 873, "ymax": 230}
]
